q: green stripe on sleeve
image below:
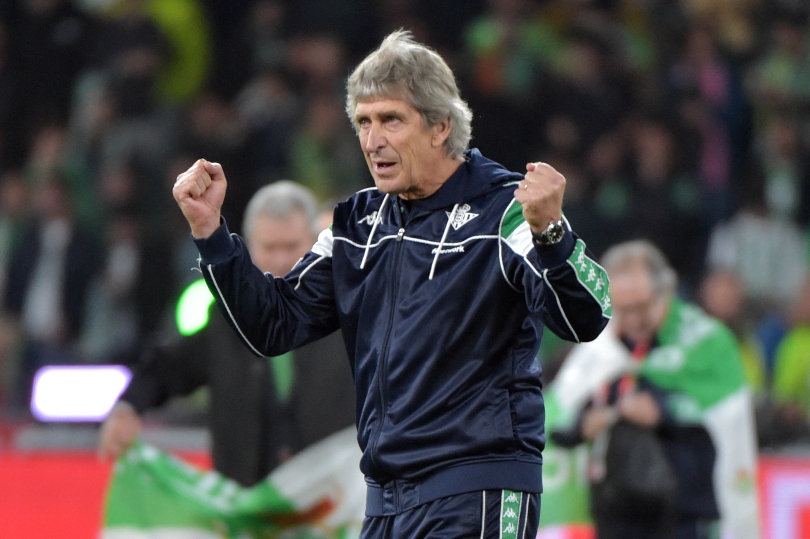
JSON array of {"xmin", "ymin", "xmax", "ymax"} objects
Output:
[{"xmin": 500, "ymin": 202, "xmax": 525, "ymax": 239}]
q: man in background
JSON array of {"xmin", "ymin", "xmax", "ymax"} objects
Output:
[
  {"xmin": 551, "ymin": 240, "xmax": 759, "ymax": 539},
  {"xmin": 99, "ymin": 180, "xmax": 355, "ymax": 487}
]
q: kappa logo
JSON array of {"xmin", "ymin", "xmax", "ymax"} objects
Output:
[
  {"xmin": 357, "ymin": 211, "xmax": 380, "ymax": 226},
  {"xmin": 446, "ymin": 204, "xmax": 478, "ymax": 230}
]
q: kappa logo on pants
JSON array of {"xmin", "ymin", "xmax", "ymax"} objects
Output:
[{"xmin": 500, "ymin": 490, "xmax": 523, "ymax": 539}]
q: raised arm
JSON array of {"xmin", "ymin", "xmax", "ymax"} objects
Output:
[
  {"xmin": 173, "ymin": 160, "xmax": 340, "ymax": 357},
  {"xmin": 501, "ymin": 161, "xmax": 611, "ymax": 342}
]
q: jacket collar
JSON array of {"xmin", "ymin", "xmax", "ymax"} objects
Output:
[{"xmin": 407, "ymin": 148, "xmax": 523, "ymax": 211}]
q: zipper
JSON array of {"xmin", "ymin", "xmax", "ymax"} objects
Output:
[{"xmin": 369, "ymin": 211, "xmax": 406, "ymax": 469}]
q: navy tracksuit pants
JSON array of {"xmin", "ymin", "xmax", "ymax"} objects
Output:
[{"xmin": 360, "ymin": 489, "xmax": 540, "ymax": 539}]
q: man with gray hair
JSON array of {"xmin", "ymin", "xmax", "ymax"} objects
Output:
[
  {"xmin": 549, "ymin": 240, "xmax": 759, "ymax": 539},
  {"xmin": 173, "ymin": 31, "xmax": 611, "ymax": 537},
  {"xmin": 99, "ymin": 181, "xmax": 355, "ymax": 487}
]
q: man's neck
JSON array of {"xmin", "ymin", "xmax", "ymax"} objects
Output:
[{"xmin": 399, "ymin": 156, "xmax": 464, "ymax": 201}]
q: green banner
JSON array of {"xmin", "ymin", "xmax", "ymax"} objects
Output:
[
  {"xmin": 540, "ymin": 389, "xmax": 592, "ymax": 529},
  {"xmin": 102, "ymin": 428, "xmax": 365, "ymax": 539}
]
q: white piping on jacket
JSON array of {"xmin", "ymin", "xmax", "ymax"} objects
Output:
[
  {"xmin": 360, "ymin": 193, "xmax": 389, "ymax": 269},
  {"xmin": 429, "ymin": 203, "xmax": 458, "ymax": 280},
  {"xmin": 542, "ymin": 267, "xmax": 580, "ymax": 343},
  {"xmin": 206, "ymin": 264, "xmax": 266, "ymax": 357}
]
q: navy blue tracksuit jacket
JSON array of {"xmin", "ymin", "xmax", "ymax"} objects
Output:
[{"xmin": 194, "ymin": 149, "xmax": 611, "ymax": 515}]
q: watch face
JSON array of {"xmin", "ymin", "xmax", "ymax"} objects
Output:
[
  {"xmin": 548, "ymin": 221, "xmax": 565, "ymax": 242},
  {"xmin": 536, "ymin": 220, "xmax": 565, "ymax": 245}
]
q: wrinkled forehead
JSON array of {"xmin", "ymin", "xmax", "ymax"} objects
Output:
[
  {"xmin": 354, "ymin": 82, "xmax": 414, "ymax": 108},
  {"xmin": 354, "ymin": 96, "xmax": 416, "ymax": 114}
]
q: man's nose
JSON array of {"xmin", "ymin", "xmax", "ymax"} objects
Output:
[{"xmin": 363, "ymin": 122, "xmax": 385, "ymax": 152}]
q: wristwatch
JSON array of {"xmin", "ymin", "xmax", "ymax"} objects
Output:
[{"xmin": 532, "ymin": 219, "xmax": 565, "ymax": 246}]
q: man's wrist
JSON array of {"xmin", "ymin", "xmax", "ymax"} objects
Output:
[
  {"xmin": 531, "ymin": 219, "xmax": 575, "ymax": 268},
  {"xmin": 191, "ymin": 217, "xmax": 222, "ymax": 240},
  {"xmin": 531, "ymin": 218, "xmax": 565, "ymax": 246}
]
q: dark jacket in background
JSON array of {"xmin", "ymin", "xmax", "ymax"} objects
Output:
[{"xmin": 120, "ymin": 313, "xmax": 355, "ymax": 487}]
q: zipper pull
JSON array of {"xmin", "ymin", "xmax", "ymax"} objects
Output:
[{"xmin": 397, "ymin": 228, "xmax": 405, "ymax": 241}]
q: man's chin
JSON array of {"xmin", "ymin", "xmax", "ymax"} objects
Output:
[{"xmin": 372, "ymin": 177, "xmax": 404, "ymax": 195}]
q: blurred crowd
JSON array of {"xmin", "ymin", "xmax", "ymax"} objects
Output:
[{"xmin": 1, "ymin": 0, "xmax": 810, "ymax": 449}]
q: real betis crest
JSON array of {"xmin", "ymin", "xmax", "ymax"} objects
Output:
[{"xmin": 446, "ymin": 204, "xmax": 478, "ymax": 230}]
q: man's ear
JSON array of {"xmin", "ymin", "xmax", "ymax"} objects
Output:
[{"xmin": 431, "ymin": 118, "xmax": 452, "ymax": 148}]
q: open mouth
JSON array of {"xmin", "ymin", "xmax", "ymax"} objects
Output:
[{"xmin": 374, "ymin": 161, "xmax": 397, "ymax": 173}]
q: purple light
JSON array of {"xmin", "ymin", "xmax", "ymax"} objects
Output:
[{"xmin": 31, "ymin": 365, "xmax": 132, "ymax": 422}]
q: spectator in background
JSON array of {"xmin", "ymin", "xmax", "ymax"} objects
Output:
[
  {"xmin": 180, "ymin": 92, "xmax": 251, "ymax": 233},
  {"xmin": 289, "ymin": 92, "xmax": 371, "ymax": 202},
  {"xmin": 0, "ymin": 172, "xmax": 27, "ymax": 297},
  {"xmin": 244, "ymin": 0, "xmax": 288, "ymax": 76},
  {"xmin": 197, "ymin": 0, "xmax": 255, "ymax": 100},
  {"xmin": 236, "ymin": 69, "xmax": 299, "ymax": 189},
  {"xmin": 375, "ymin": 0, "xmax": 431, "ymax": 44},
  {"xmin": 769, "ymin": 278, "xmax": 810, "ymax": 445},
  {"xmin": 78, "ymin": 210, "xmax": 142, "ymax": 366},
  {"xmin": 587, "ymin": 125, "xmax": 632, "ymax": 257},
  {"xmin": 145, "ymin": 0, "xmax": 211, "ymax": 105},
  {"xmin": 694, "ymin": 266, "xmax": 808, "ymax": 452},
  {"xmin": 755, "ymin": 113, "xmax": 810, "ymax": 224},
  {"xmin": 284, "ymin": 0, "xmax": 379, "ymax": 62},
  {"xmin": 699, "ymin": 269, "xmax": 766, "ymax": 394},
  {"xmin": 748, "ymin": 8, "xmax": 810, "ymax": 128},
  {"xmin": 287, "ymin": 34, "xmax": 349, "ymax": 98},
  {"xmin": 0, "ymin": 172, "xmax": 28, "ymax": 406},
  {"xmin": 2, "ymin": 175, "xmax": 101, "ymax": 409},
  {"xmin": 682, "ymin": 0, "xmax": 759, "ymax": 58},
  {"xmin": 3, "ymin": 0, "xmax": 92, "ymax": 170},
  {"xmin": 621, "ymin": 115, "xmax": 706, "ymax": 291},
  {"xmin": 549, "ymin": 27, "xmax": 632, "ymax": 158},
  {"xmin": 705, "ymin": 168, "xmax": 808, "ymax": 369},
  {"xmin": 668, "ymin": 25, "xmax": 751, "ymax": 226},
  {"xmin": 552, "ymin": 240, "xmax": 759, "ymax": 539},
  {"xmin": 461, "ymin": 0, "xmax": 558, "ymax": 170},
  {"xmin": 98, "ymin": 180, "xmax": 355, "ymax": 486}
]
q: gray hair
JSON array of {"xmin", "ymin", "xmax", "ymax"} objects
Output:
[
  {"xmin": 345, "ymin": 30, "xmax": 473, "ymax": 160},
  {"xmin": 601, "ymin": 240, "xmax": 678, "ymax": 297},
  {"xmin": 242, "ymin": 180, "xmax": 320, "ymax": 240}
]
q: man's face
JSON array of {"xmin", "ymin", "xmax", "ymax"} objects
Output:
[
  {"xmin": 609, "ymin": 263, "xmax": 669, "ymax": 345},
  {"xmin": 353, "ymin": 97, "xmax": 445, "ymax": 199},
  {"xmin": 247, "ymin": 210, "xmax": 314, "ymax": 276}
]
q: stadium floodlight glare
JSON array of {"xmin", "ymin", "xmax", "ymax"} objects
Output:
[
  {"xmin": 176, "ymin": 278, "xmax": 216, "ymax": 336},
  {"xmin": 30, "ymin": 365, "xmax": 132, "ymax": 422}
]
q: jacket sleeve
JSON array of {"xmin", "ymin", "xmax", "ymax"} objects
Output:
[
  {"xmin": 499, "ymin": 203, "xmax": 611, "ymax": 343},
  {"xmin": 194, "ymin": 220, "xmax": 340, "ymax": 357},
  {"xmin": 119, "ymin": 330, "xmax": 211, "ymax": 413}
]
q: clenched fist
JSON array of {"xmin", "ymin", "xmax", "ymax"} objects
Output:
[
  {"xmin": 173, "ymin": 159, "xmax": 228, "ymax": 239},
  {"xmin": 513, "ymin": 162, "xmax": 566, "ymax": 234}
]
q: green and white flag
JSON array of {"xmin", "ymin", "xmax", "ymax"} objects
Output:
[
  {"xmin": 550, "ymin": 298, "xmax": 760, "ymax": 539},
  {"xmin": 538, "ymin": 388, "xmax": 595, "ymax": 539},
  {"xmin": 102, "ymin": 427, "xmax": 365, "ymax": 539},
  {"xmin": 539, "ymin": 389, "xmax": 591, "ymax": 529}
]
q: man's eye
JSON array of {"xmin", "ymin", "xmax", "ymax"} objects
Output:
[{"xmin": 386, "ymin": 116, "xmax": 399, "ymax": 124}]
